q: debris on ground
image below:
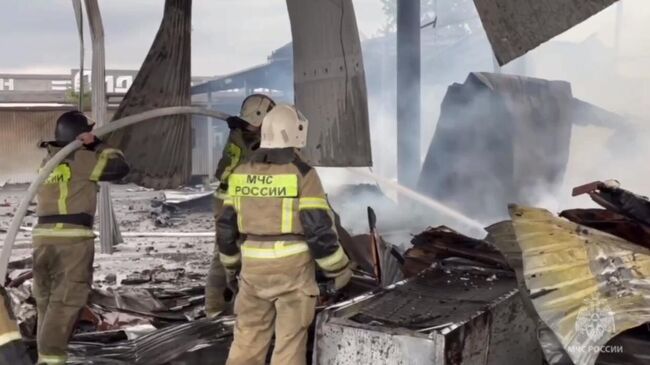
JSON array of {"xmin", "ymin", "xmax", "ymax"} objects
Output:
[
  {"xmin": 315, "ymin": 226, "xmax": 539, "ymax": 364},
  {"xmin": 4, "ymin": 181, "xmax": 650, "ymax": 364},
  {"xmin": 402, "ymin": 225, "xmax": 509, "ymax": 277},
  {"xmin": 482, "ymin": 181, "xmax": 650, "ymax": 365},
  {"xmin": 149, "ymin": 186, "xmax": 214, "ymax": 228}
]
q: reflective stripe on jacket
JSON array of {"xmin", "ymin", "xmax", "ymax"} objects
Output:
[
  {"xmin": 35, "ymin": 142, "xmax": 129, "ymax": 239},
  {"xmin": 217, "ymin": 148, "xmax": 349, "ymax": 273},
  {"xmin": 213, "ymin": 128, "xmax": 260, "ymax": 198}
]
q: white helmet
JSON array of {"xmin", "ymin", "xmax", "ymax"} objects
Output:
[
  {"xmin": 240, "ymin": 94, "xmax": 276, "ymax": 128},
  {"xmin": 260, "ymin": 104, "xmax": 309, "ymax": 149}
]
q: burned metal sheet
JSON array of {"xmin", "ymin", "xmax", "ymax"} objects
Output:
[
  {"xmin": 487, "ymin": 221, "xmax": 574, "ymax": 365},
  {"xmin": 107, "ymin": 0, "xmax": 193, "ymax": 189},
  {"xmin": 473, "ymin": 0, "xmax": 618, "ymax": 65},
  {"xmin": 286, "ymin": 0, "xmax": 372, "ymax": 167},
  {"xmin": 315, "ymin": 266, "xmax": 542, "ymax": 365},
  {"xmin": 596, "ymin": 325, "xmax": 650, "ymax": 365},
  {"xmin": 417, "ymin": 73, "xmax": 574, "ymax": 221},
  {"xmin": 507, "ymin": 205, "xmax": 650, "ymax": 365},
  {"xmin": 403, "ymin": 226, "xmax": 509, "ymax": 277},
  {"xmin": 561, "ymin": 209, "xmax": 650, "ymax": 250},
  {"xmin": 316, "ymin": 318, "xmax": 444, "ymax": 365},
  {"xmin": 67, "ymin": 317, "xmax": 234, "ymax": 365},
  {"xmin": 589, "ymin": 185, "xmax": 650, "ymax": 228}
]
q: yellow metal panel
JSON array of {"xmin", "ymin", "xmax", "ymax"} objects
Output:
[{"xmin": 508, "ymin": 205, "xmax": 650, "ymax": 365}]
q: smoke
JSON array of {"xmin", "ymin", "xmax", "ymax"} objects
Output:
[
  {"xmin": 198, "ymin": 1, "xmax": 650, "ymax": 239},
  {"xmin": 511, "ymin": 1, "xmax": 650, "ymax": 213},
  {"xmin": 322, "ymin": 0, "xmax": 650, "ymax": 237}
]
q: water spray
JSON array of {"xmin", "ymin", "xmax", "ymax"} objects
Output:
[{"xmin": 346, "ymin": 168, "xmax": 487, "ymax": 236}]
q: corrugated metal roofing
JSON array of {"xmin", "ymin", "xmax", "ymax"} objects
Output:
[
  {"xmin": 474, "ymin": 0, "xmax": 618, "ymax": 65},
  {"xmin": 106, "ymin": 0, "xmax": 192, "ymax": 189},
  {"xmin": 507, "ymin": 205, "xmax": 650, "ymax": 365},
  {"xmin": 287, "ymin": 0, "xmax": 372, "ymax": 167}
]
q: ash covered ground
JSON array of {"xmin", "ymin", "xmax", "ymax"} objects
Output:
[
  {"xmin": 0, "ymin": 178, "xmax": 435, "ymax": 291},
  {"xmin": 0, "ymin": 184, "xmax": 216, "ymax": 290}
]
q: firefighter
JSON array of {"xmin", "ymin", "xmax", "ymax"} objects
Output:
[
  {"xmin": 33, "ymin": 110, "xmax": 129, "ymax": 365},
  {"xmin": 217, "ymin": 104, "xmax": 353, "ymax": 365},
  {"xmin": 0, "ymin": 287, "xmax": 31, "ymax": 365},
  {"xmin": 205, "ymin": 94, "xmax": 276, "ymax": 317}
]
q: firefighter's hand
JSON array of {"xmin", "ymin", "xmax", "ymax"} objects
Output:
[
  {"xmin": 224, "ymin": 267, "xmax": 239, "ymax": 293},
  {"xmin": 77, "ymin": 132, "xmax": 96, "ymax": 145},
  {"xmin": 325, "ymin": 264, "xmax": 353, "ymax": 291}
]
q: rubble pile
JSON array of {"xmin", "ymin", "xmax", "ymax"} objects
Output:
[{"xmin": 3, "ymin": 181, "xmax": 650, "ymax": 364}]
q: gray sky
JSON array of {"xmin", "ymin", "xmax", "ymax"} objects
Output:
[
  {"xmin": 0, "ymin": 0, "xmax": 385, "ymax": 76},
  {"xmin": 1, "ymin": 0, "xmax": 648, "ymax": 77}
]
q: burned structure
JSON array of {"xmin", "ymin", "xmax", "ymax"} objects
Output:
[
  {"xmin": 417, "ymin": 72, "xmax": 631, "ymax": 222},
  {"xmin": 1, "ymin": 0, "xmax": 644, "ymax": 364}
]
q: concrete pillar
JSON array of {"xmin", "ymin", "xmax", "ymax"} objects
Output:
[{"xmin": 396, "ymin": 0, "xmax": 421, "ymax": 188}]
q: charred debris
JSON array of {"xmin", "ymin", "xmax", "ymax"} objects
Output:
[{"xmin": 2, "ymin": 180, "xmax": 650, "ymax": 364}]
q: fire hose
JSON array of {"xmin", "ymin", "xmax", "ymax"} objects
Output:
[{"xmin": 0, "ymin": 106, "xmax": 231, "ymax": 282}]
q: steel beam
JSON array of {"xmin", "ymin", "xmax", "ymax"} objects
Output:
[
  {"xmin": 85, "ymin": 0, "xmax": 121, "ymax": 254},
  {"xmin": 396, "ymin": 0, "xmax": 421, "ymax": 189}
]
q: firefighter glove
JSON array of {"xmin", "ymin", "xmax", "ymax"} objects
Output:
[
  {"xmin": 226, "ymin": 116, "xmax": 249, "ymax": 131},
  {"xmin": 225, "ymin": 267, "xmax": 239, "ymax": 293},
  {"xmin": 324, "ymin": 263, "xmax": 353, "ymax": 291}
]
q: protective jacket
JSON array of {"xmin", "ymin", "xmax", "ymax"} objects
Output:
[
  {"xmin": 217, "ymin": 147, "xmax": 349, "ymax": 365},
  {"xmin": 34, "ymin": 140, "xmax": 129, "ymax": 243},
  {"xmin": 217, "ymin": 148, "xmax": 348, "ymax": 275},
  {"xmin": 33, "ymin": 139, "xmax": 128, "ymax": 365},
  {"xmin": 213, "ymin": 128, "xmax": 260, "ymax": 199}
]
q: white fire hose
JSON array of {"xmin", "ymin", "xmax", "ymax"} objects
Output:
[{"xmin": 0, "ymin": 106, "xmax": 230, "ymax": 282}]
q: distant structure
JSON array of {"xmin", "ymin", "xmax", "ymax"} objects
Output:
[
  {"xmin": 0, "ymin": 69, "xmax": 210, "ymax": 105},
  {"xmin": 0, "ymin": 69, "xmax": 269, "ymax": 184}
]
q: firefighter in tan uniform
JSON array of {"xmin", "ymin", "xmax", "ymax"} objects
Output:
[
  {"xmin": 0, "ymin": 287, "xmax": 31, "ymax": 364},
  {"xmin": 33, "ymin": 111, "xmax": 129, "ymax": 365},
  {"xmin": 217, "ymin": 104, "xmax": 352, "ymax": 365},
  {"xmin": 205, "ymin": 94, "xmax": 276, "ymax": 317}
]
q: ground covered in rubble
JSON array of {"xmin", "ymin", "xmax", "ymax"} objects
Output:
[{"xmin": 0, "ymin": 184, "xmax": 215, "ymax": 290}]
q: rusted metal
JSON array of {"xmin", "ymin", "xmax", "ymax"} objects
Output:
[{"xmin": 572, "ymin": 181, "xmax": 603, "ymax": 197}]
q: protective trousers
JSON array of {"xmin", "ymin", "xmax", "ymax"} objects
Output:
[
  {"xmin": 32, "ymin": 239, "xmax": 94, "ymax": 364},
  {"xmin": 205, "ymin": 197, "xmax": 228, "ymax": 316},
  {"xmin": 226, "ymin": 248, "xmax": 319, "ymax": 365}
]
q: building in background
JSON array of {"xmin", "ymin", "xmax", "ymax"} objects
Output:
[{"xmin": 0, "ymin": 70, "xmax": 225, "ymax": 184}]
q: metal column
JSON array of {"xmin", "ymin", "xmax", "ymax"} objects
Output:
[
  {"xmin": 71, "ymin": 0, "xmax": 84, "ymax": 110},
  {"xmin": 85, "ymin": 0, "xmax": 122, "ymax": 254},
  {"xmin": 396, "ymin": 0, "xmax": 421, "ymax": 188}
]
